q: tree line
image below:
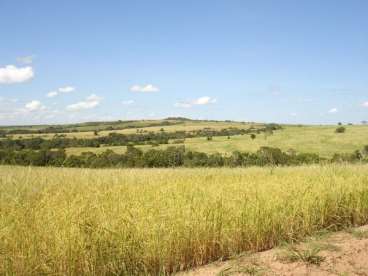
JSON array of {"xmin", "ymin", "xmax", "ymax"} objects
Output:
[
  {"xmin": 0, "ymin": 125, "xmax": 281, "ymax": 151},
  {"xmin": 1, "ymin": 145, "xmax": 368, "ymax": 168},
  {"xmin": 0, "ymin": 119, "xmax": 183, "ymax": 135}
]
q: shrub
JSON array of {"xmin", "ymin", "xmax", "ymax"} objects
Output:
[{"xmin": 335, "ymin": 126, "xmax": 346, "ymax": 133}]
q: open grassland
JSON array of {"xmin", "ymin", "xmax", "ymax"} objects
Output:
[
  {"xmin": 2, "ymin": 119, "xmax": 181, "ymax": 133},
  {"xmin": 66, "ymin": 125, "xmax": 368, "ymax": 158},
  {"xmin": 1, "ymin": 165, "xmax": 368, "ymax": 275},
  {"xmin": 8, "ymin": 120, "xmax": 254, "ymax": 139}
]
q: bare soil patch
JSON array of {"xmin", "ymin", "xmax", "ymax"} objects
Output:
[{"xmin": 179, "ymin": 225, "xmax": 368, "ymax": 276}]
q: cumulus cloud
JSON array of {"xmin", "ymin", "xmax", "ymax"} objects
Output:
[
  {"xmin": 130, "ymin": 84, "xmax": 159, "ymax": 93},
  {"xmin": 362, "ymin": 102, "xmax": 368, "ymax": 107},
  {"xmin": 25, "ymin": 100, "xmax": 45, "ymax": 112},
  {"xmin": 174, "ymin": 102, "xmax": 193, "ymax": 108},
  {"xmin": 66, "ymin": 94, "xmax": 102, "ymax": 111},
  {"xmin": 193, "ymin": 96, "xmax": 217, "ymax": 105},
  {"xmin": 46, "ymin": 86, "xmax": 76, "ymax": 97},
  {"xmin": 17, "ymin": 55, "xmax": 35, "ymax": 65},
  {"xmin": 47, "ymin": 91, "xmax": 58, "ymax": 98},
  {"xmin": 59, "ymin": 86, "xmax": 75, "ymax": 93},
  {"xmin": 122, "ymin": 100, "xmax": 135, "ymax": 105},
  {"xmin": 0, "ymin": 65, "xmax": 34, "ymax": 84},
  {"xmin": 175, "ymin": 96, "xmax": 217, "ymax": 108},
  {"xmin": 328, "ymin": 108, "xmax": 338, "ymax": 113}
]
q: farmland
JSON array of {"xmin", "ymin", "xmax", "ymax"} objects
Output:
[
  {"xmin": 1, "ymin": 165, "xmax": 368, "ymax": 275},
  {"xmin": 1, "ymin": 119, "xmax": 368, "ymax": 275},
  {"xmin": 64, "ymin": 124, "xmax": 368, "ymax": 158},
  {"xmin": 3, "ymin": 1, "xmax": 367, "ymax": 274},
  {"xmin": 2, "ymin": 119, "xmax": 368, "ymax": 158}
]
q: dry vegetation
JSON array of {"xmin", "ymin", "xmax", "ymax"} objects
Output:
[
  {"xmin": 1, "ymin": 164, "xmax": 368, "ymax": 275},
  {"xmin": 183, "ymin": 225, "xmax": 368, "ymax": 275}
]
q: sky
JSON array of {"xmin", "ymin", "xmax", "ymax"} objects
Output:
[{"xmin": 0, "ymin": 0, "xmax": 367, "ymax": 125}]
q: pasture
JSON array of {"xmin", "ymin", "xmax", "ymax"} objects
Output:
[
  {"xmin": 6, "ymin": 120, "xmax": 253, "ymax": 139},
  {"xmin": 66, "ymin": 124, "xmax": 368, "ymax": 158}
]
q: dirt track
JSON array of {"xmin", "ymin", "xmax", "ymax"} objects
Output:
[{"xmin": 179, "ymin": 225, "xmax": 368, "ymax": 276}]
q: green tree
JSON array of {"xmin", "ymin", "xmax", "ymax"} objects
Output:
[{"xmin": 335, "ymin": 126, "xmax": 346, "ymax": 133}]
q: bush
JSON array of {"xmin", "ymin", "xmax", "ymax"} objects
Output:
[{"xmin": 335, "ymin": 126, "xmax": 346, "ymax": 133}]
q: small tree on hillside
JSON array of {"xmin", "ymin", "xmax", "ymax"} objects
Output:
[
  {"xmin": 335, "ymin": 126, "xmax": 346, "ymax": 133},
  {"xmin": 250, "ymin": 134, "xmax": 256, "ymax": 140}
]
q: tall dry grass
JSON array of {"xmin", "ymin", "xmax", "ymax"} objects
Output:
[{"xmin": 1, "ymin": 165, "xmax": 368, "ymax": 275}]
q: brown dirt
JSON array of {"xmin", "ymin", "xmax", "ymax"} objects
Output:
[{"xmin": 178, "ymin": 225, "xmax": 368, "ymax": 276}]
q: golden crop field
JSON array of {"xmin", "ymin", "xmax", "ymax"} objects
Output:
[{"xmin": 1, "ymin": 165, "xmax": 368, "ymax": 275}]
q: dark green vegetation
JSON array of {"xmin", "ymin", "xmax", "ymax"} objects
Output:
[
  {"xmin": 1, "ymin": 118, "xmax": 368, "ymax": 168},
  {"xmin": 0, "ymin": 124, "xmax": 279, "ymax": 150},
  {"xmin": 335, "ymin": 126, "xmax": 346, "ymax": 133},
  {"xmin": 0, "ymin": 118, "xmax": 188, "ymax": 134},
  {"xmin": 1, "ymin": 144, "xmax": 368, "ymax": 168}
]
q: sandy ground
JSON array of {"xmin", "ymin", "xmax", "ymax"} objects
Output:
[{"xmin": 179, "ymin": 225, "xmax": 368, "ymax": 276}]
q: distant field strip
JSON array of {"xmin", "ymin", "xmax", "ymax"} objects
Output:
[
  {"xmin": 8, "ymin": 121, "xmax": 254, "ymax": 139},
  {"xmin": 66, "ymin": 125, "xmax": 368, "ymax": 158},
  {"xmin": 1, "ymin": 165, "xmax": 368, "ymax": 275}
]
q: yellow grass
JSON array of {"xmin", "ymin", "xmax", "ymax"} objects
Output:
[{"xmin": 1, "ymin": 165, "xmax": 368, "ymax": 275}]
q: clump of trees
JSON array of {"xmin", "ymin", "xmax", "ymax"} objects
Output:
[
  {"xmin": 335, "ymin": 126, "xmax": 346, "ymax": 133},
  {"xmin": 1, "ymin": 144, "xmax": 368, "ymax": 169},
  {"xmin": 3, "ymin": 120, "xmax": 183, "ymax": 135},
  {"xmin": 0, "ymin": 125, "xmax": 282, "ymax": 151}
]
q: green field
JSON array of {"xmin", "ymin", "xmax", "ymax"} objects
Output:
[
  {"xmin": 6, "ymin": 120, "xmax": 254, "ymax": 139},
  {"xmin": 1, "ymin": 165, "xmax": 368, "ymax": 275},
  {"xmin": 65, "ymin": 124, "xmax": 368, "ymax": 158}
]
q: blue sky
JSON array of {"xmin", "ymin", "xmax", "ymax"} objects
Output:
[{"xmin": 0, "ymin": 0, "xmax": 367, "ymax": 125}]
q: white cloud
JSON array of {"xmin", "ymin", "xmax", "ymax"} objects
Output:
[
  {"xmin": 66, "ymin": 94, "xmax": 102, "ymax": 111},
  {"xmin": 175, "ymin": 96, "xmax": 217, "ymax": 108},
  {"xmin": 328, "ymin": 108, "xmax": 338, "ymax": 113},
  {"xmin": 47, "ymin": 91, "xmax": 58, "ymax": 98},
  {"xmin": 362, "ymin": 102, "xmax": 368, "ymax": 107},
  {"xmin": 174, "ymin": 102, "xmax": 193, "ymax": 108},
  {"xmin": 193, "ymin": 96, "xmax": 217, "ymax": 105},
  {"xmin": 16, "ymin": 55, "xmax": 35, "ymax": 65},
  {"xmin": 46, "ymin": 86, "xmax": 76, "ymax": 97},
  {"xmin": 86, "ymin": 94, "xmax": 101, "ymax": 102},
  {"xmin": 122, "ymin": 100, "xmax": 135, "ymax": 105},
  {"xmin": 25, "ymin": 100, "xmax": 45, "ymax": 112},
  {"xmin": 130, "ymin": 84, "xmax": 159, "ymax": 93},
  {"xmin": 59, "ymin": 86, "xmax": 75, "ymax": 93},
  {"xmin": 0, "ymin": 65, "xmax": 34, "ymax": 84}
]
